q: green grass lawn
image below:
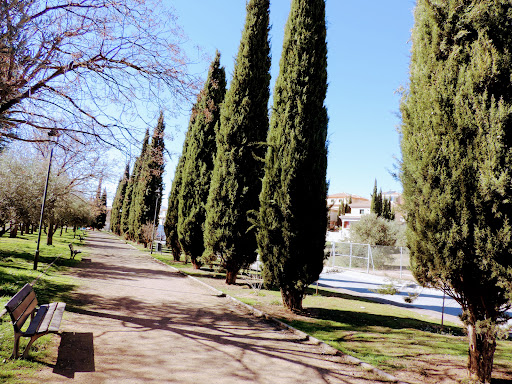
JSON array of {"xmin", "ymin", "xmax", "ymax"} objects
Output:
[
  {"xmin": 154, "ymin": 250, "xmax": 512, "ymax": 382},
  {"xmin": 0, "ymin": 230, "xmax": 84, "ymax": 384}
]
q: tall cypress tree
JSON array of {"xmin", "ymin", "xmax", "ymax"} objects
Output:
[
  {"xmin": 400, "ymin": 1, "xmax": 512, "ymax": 382},
  {"xmin": 164, "ymin": 127, "xmax": 192, "ymax": 261},
  {"xmin": 99, "ymin": 188, "xmax": 107, "ymax": 228},
  {"xmin": 91, "ymin": 179, "xmax": 105, "ymax": 230},
  {"xmin": 121, "ymin": 128, "xmax": 150, "ymax": 238},
  {"xmin": 131, "ymin": 112, "xmax": 166, "ymax": 244},
  {"xmin": 203, "ymin": 0, "xmax": 271, "ymax": 285},
  {"xmin": 257, "ymin": 0, "xmax": 328, "ymax": 311},
  {"xmin": 381, "ymin": 197, "xmax": 393, "ymax": 221},
  {"xmin": 370, "ymin": 180, "xmax": 382, "ymax": 216},
  {"xmin": 110, "ymin": 163, "xmax": 130, "ymax": 235},
  {"xmin": 120, "ymin": 162, "xmax": 134, "ymax": 235},
  {"xmin": 178, "ymin": 52, "xmax": 226, "ymax": 268}
]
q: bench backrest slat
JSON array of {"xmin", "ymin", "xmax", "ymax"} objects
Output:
[
  {"xmin": 5, "ymin": 284, "xmax": 39, "ymax": 332},
  {"xmin": 5, "ymin": 284, "xmax": 33, "ymax": 312}
]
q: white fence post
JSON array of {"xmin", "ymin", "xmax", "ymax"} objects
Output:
[
  {"xmin": 400, "ymin": 246, "xmax": 403, "ymax": 279},
  {"xmin": 367, "ymin": 244, "xmax": 370, "ymax": 274}
]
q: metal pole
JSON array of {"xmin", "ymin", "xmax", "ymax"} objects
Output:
[
  {"xmin": 150, "ymin": 191, "xmax": 161, "ymax": 255},
  {"xmin": 349, "ymin": 242, "xmax": 352, "ymax": 269},
  {"xmin": 367, "ymin": 244, "xmax": 370, "ymax": 274},
  {"xmin": 331, "ymin": 242, "xmax": 335, "ymax": 267},
  {"xmin": 400, "ymin": 246, "xmax": 403, "ymax": 279},
  {"xmin": 34, "ymin": 145, "xmax": 54, "ymax": 270},
  {"xmin": 441, "ymin": 291, "xmax": 446, "ymax": 329}
]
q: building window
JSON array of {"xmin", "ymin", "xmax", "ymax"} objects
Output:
[{"xmin": 360, "ymin": 209, "xmax": 365, "ymax": 214}]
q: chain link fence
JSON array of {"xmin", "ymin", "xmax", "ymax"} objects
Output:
[{"xmin": 325, "ymin": 241, "xmax": 411, "ymax": 279}]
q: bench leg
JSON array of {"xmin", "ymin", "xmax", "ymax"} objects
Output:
[
  {"xmin": 11, "ymin": 332, "xmax": 21, "ymax": 359},
  {"xmin": 22, "ymin": 334, "xmax": 45, "ymax": 359}
]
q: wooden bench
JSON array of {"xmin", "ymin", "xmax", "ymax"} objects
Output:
[
  {"xmin": 69, "ymin": 243, "xmax": 81, "ymax": 259},
  {"xmin": 5, "ymin": 284, "xmax": 66, "ymax": 358}
]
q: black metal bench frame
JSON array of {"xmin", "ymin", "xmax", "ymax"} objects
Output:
[
  {"xmin": 69, "ymin": 243, "xmax": 81, "ymax": 259},
  {"xmin": 5, "ymin": 284, "xmax": 66, "ymax": 358}
]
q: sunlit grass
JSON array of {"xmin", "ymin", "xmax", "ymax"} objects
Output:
[{"xmin": 0, "ymin": 230, "xmax": 82, "ymax": 383}]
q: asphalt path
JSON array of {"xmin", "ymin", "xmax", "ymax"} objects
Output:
[{"xmin": 318, "ymin": 269, "xmax": 512, "ymax": 330}]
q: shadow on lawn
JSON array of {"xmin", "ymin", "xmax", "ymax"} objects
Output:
[
  {"xmin": 0, "ymin": 247, "xmax": 80, "ymax": 267},
  {"xmin": 0, "ymin": 249, "xmax": 78, "ymax": 303},
  {"xmin": 291, "ymin": 306, "xmax": 463, "ymax": 335}
]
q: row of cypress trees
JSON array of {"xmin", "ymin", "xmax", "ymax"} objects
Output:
[
  {"xmin": 110, "ymin": 113, "xmax": 166, "ymax": 245},
  {"xmin": 164, "ymin": 0, "xmax": 328, "ymax": 311}
]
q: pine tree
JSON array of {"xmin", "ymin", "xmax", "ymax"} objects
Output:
[
  {"xmin": 400, "ymin": 1, "xmax": 512, "ymax": 382},
  {"xmin": 256, "ymin": 0, "xmax": 328, "ymax": 311},
  {"xmin": 177, "ymin": 52, "xmax": 226, "ymax": 268},
  {"xmin": 131, "ymin": 113, "xmax": 166, "ymax": 245},
  {"xmin": 110, "ymin": 163, "xmax": 130, "ymax": 235},
  {"xmin": 203, "ymin": 0, "xmax": 270, "ymax": 285}
]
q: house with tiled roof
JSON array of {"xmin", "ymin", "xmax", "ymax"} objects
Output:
[{"xmin": 327, "ymin": 193, "xmax": 370, "ymax": 233}]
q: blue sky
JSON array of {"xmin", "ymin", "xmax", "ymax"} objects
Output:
[{"xmin": 110, "ymin": 0, "xmax": 416, "ymax": 205}]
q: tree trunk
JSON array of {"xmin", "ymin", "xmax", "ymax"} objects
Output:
[
  {"xmin": 47, "ymin": 221, "xmax": 55, "ymax": 245},
  {"xmin": 467, "ymin": 322, "xmax": 497, "ymax": 383},
  {"xmin": 281, "ymin": 288, "xmax": 303, "ymax": 312},
  {"xmin": 9, "ymin": 222, "xmax": 18, "ymax": 238},
  {"xmin": 171, "ymin": 241, "xmax": 181, "ymax": 261},
  {"xmin": 225, "ymin": 269, "xmax": 238, "ymax": 285},
  {"xmin": 60, "ymin": 225, "xmax": 63, "ymax": 236},
  {"xmin": 190, "ymin": 255, "xmax": 202, "ymax": 269}
]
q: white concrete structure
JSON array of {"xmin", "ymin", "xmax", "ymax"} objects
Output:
[{"xmin": 327, "ymin": 193, "xmax": 371, "ymax": 239}]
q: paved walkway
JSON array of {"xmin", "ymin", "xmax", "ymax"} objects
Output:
[{"xmin": 37, "ymin": 231, "xmax": 392, "ymax": 384}]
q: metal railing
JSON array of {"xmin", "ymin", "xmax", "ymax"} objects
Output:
[{"xmin": 326, "ymin": 242, "xmax": 410, "ymax": 278}]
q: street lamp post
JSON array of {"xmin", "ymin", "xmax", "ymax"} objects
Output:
[
  {"xmin": 150, "ymin": 189, "xmax": 161, "ymax": 255},
  {"xmin": 34, "ymin": 130, "xmax": 58, "ymax": 270}
]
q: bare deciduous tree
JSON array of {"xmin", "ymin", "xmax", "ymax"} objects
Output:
[
  {"xmin": 0, "ymin": 0, "xmax": 198, "ymax": 148},
  {"xmin": 0, "ymin": 142, "xmax": 108, "ymax": 240}
]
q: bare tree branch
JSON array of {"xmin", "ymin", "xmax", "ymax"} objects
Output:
[{"xmin": 1, "ymin": 0, "xmax": 200, "ymax": 149}]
